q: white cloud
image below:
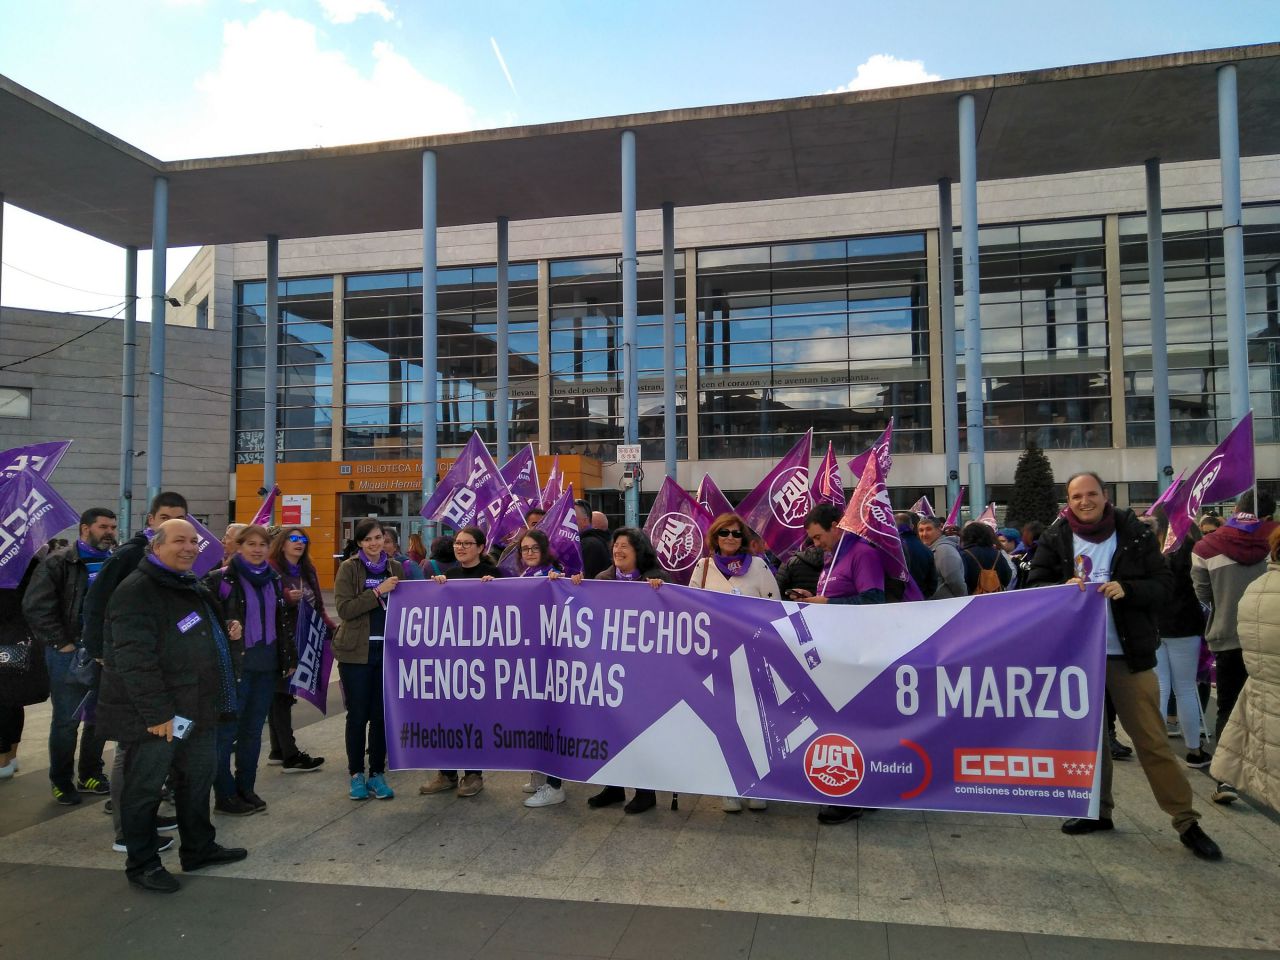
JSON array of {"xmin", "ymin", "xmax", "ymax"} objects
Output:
[
  {"xmin": 830, "ymin": 54, "xmax": 940, "ymax": 93},
  {"xmin": 317, "ymin": 0, "xmax": 392, "ymax": 23}
]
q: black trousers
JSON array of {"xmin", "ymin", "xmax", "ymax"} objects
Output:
[
  {"xmin": 1214, "ymin": 648, "xmax": 1248, "ymax": 746},
  {"xmin": 121, "ymin": 728, "xmax": 217, "ymax": 878},
  {"xmin": 0, "ymin": 706, "xmax": 23, "ymax": 752},
  {"xmin": 266, "ymin": 689, "xmax": 300, "ymax": 761}
]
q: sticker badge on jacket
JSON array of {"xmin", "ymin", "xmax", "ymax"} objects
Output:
[{"xmin": 177, "ymin": 612, "xmax": 203, "ymax": 634}]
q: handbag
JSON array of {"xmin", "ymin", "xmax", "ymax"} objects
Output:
[{"xmin": 0, "ymin": 641, "xmax": 33, "ymax": 673}]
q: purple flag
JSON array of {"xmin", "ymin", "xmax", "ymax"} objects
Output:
[
  {"xmin": 737, "ymin": 430, "xmax": 813, "ymax": 558},
  {"xmin": 811, "ymin": 441, "xmax": 846, "ymax": 510},
  {"xmin": 490, "ymin": 495, "xmax": 537, "ymax": 553},
  {"xmin": 945, "ymin": 487, "xmax": 967, "ymax": 527},
  {"xmin": 696, "ymin": 473, "xmax": 736, "ymax": 521},
  {"xmin": 540, "ymin": 455, "xmax": 564, "ymax": 510},
  {"xmin": 501, "ymin": 445, "xmax": 542, "ymax": 505},
  {"xmin": 839, "ymin": 443, "xmax": 910, "ymax": 583},
  {"xmin": 1163, "ymin": 412, "xmax": 1256, "ymax": 554},
  {"xmin": 537, "ymin": 486, "xmax": 583, "ymax": 576},
  {"xmin": 251, "ymin": 485, "xmax": 280, "ymax": 527},
  {"xmin": 383, "ymin": 579, "xmax": 1107, "ymax": 818},
  {"xmin": 848, "ymin": 419, "xmax": 894, "ymax": 481},
  {"xmin": 0, "ymin": 469, "xmax": 80, "ymax": 588},
  {"xmin": 977, "ymin": 504, "xmax": 999, "ymax": 531},
  {"xmin": 644, "ymin": 477, "xmax": 713, "ymax": 585},
  {"xmin": 909, "ymin": 496, "xmax": 934, "ymax": 518},
  {"xmin": 1144, "ymin": 470, "xmax": 1186, "ymax": 518},
  {"xmin": 186, "ymin": 515, "xmax": 226, "ymax": 578},
  {"xmin": 421, "ymin": 432, "xmax": 511, "ymax": 535},
  {"xmin": 290, "ymin": 598, "xmax": 333, "ymax": 715},
  {"xmin": 0, "ymin": 440, "xmax": 72, "ymax": 480}
]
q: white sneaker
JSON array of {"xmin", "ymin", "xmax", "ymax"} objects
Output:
[
  {"xmin": 524, "ymin": 784, "xmax": 566, "ymax": 808},
  {"xmin": 113, "ymin": 836, "xmax": 174, "ymax": 854},
  {"xmin": 0, "ymin": 760, "xmax": 15, "ymax": 780},
  {"xmin": 746, "ymin": 798, "xmax": 767, "ymax": 810},
  {"xmin": 722, "ymin": 796, "xmax": 743, "ymax": 813}
]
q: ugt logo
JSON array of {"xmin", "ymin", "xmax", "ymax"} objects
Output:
[
  {"xmin": 804, "ymin": 733, "xmax": 865, "ymax": 797},
  {"xmin": 1186, "ymin": 455, "xmax": 1224, "ymax": 519},
  {"xmin": 653, "ymin": 514, "xmax": 702, "ymax": 572},
  {"xmin": 769, "ymin": 467, "xmax": 812, "ymax": 528},
  {"xmin": 860, "ymin": 487, "xmax": 895, "ymax": 538}
]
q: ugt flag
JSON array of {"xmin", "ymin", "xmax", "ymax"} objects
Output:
[
  {"xmin": 421, "ymin": 432, "xmax": 510, "ymax": 535},
  {"xmin": 0, "ymin": 440, "xmax": 72, "ymax": 480},
  {"xmin": 839, "ymin": 442, "xmax": 911, "ymax": 585},
  {"xmin": 1163, "ymin": 412, "xmax": 1255, "ymax": 553},
  {"xmin": 0, "ymin": 468, "xmax": 80, "ymax": 588},
  {"xmin": 290, "ymin": 598, "xmax": 333, "ymax": 714},
  {"xmin": 737, "ymin": 430, "xmax": 813, "ymax": 559},
  {"xmin": 977, "ymin": 504, "xmax": 999, "ymax": 531},
  {"xmin": 849, "ymin": 419, "xmax": 893, "ymax": 481},
  {"xmin": 812, "ymin": 441, "xmax": 846, "ymax": 510},
  {"xmin": 695, "ymin": 473, "xmax": 736, "ymax": 521},
  {"xmin": 910, "ymin": 496, "xmax": 934, "ymax": 518},
  {"xmin": 644, "ymin": 477, "xmax": 713, "ymax": 585},
  {"xmin": 1144, "ymin": 470, "xmax": 1185, "ymax": 518}
]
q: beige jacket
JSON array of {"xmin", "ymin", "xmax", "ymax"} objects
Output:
[
  {"xmin": 332, "ymin": 555, "xmax": 404, "ymax": 664},
  {"xmin": 690, "ymin": 555, "xmax": 779, "ymax": 599},
  {"xmin": 1211, "ymin": 560, "xmax": 1280, "ymax": 811}
]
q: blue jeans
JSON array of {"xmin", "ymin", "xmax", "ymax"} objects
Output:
[
  {"xmin": 44, "ymin": 647, "xmax": 105, "ymax": 787},
  {"xmin": 214, "ymin": 669, "xmax": 275, "ymax": 800},
  {"xmin": 338, "ymin": 661, "xmax": 385, "ymax": 776}
]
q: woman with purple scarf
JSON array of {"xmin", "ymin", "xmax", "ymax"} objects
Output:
[
  {"xmin": 332, "ymin": 518, "xmax": 403, "ymax": 801},
  {"xmin": 205, "ymin": 524, "xmax": 296, "ymax": 817},
  {"xmin": 689, "ymin": 512, "xmax": 778, "ymax": 813}
]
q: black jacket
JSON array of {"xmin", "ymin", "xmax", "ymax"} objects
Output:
[
  {"xmin": 22, "ymin": 544, "xmax": 92, "ymax": 649},
  {"xmin": 901, "ymin": 531, "xmax": 939, "ymax": 598},
  {"xmin": 97, "ymin": 559, "xmax": 232, "ymax": 742},
  {"xmin": 1159, "ymin": 532, "xmax": 1207, "ymax": 639},
  {"xmin": 204, "ymin": 565, "xmax": 296, "ymax": 676},
  {"xmin": 81, "ymin": 531, "xmax": 149, "ymax": 660},
  {"xmin": 1027, "ymin": 507, "xmax": 1171, "ymax": 672},
  {"xmin": 579, "ymin": 529, "xmax": 612, "ymax": 579},
  {"xmin": 776, "ymin": 546, "xmax": 824, "ymax": 596}
]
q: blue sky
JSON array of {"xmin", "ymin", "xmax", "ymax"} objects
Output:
[{"xmin": 1, "ymin": 0, "xmax": 1277, "ymax": 313}]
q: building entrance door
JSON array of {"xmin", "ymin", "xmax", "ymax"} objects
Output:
[{"xmin": 339, "ymin": 490, "xmax": 425, "ymax": 554}]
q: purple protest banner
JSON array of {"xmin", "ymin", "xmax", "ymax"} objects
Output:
[
  {"xmin": 695, "ymin": 473, "xmax": 735, "ymax": 521},
  {"xmin": 1144, "ymin": 470, "xmax": 1185, "ymax": 518},
  {"xmin": 540, "ymin": 455, "xmax": 564, "ymax": 509},
  {"xmin": 251, "ymin": 485, "xmax": 280, "ymax": 527},
  {"xmin": 737, "ymin": 429, "xmax": 813, "ymax": 558},
  {"xmin": 290, "ymin": 598, "xmax": 333, "ymax": 714},
  {"xmin": 811, "ymin": 441, "xmax": 846, "ymax": 510},
  {"xmin": 501, "ymin": 445, "xmax": 542, "ymax": 505},
  {"xmin": 945, "ymin": 487, "xmax": 966, "ymax": 526},
  {"xmin": 383, "ymin": 579, "xmax": 1106, "ymax": 817},
  {"xmin": 1163, "ymin": 413, "xmax": 1255, "ymax": 554},
  {"xmin": 910, "ymin": 496, "xmax": 934, "ymax": 518},
  {"xmin": 839, "ymin": 444, "xmax": 911, "ymax": 585},
  {"xmin": 0, "ymin": 440, "xmax": 72, "ymax": 480},
  {"xmin": 421, "ymin": 432, "xmax": 511, "ymax": 535},
  {"xmin": 848, "ymin": 419, "xmax": 893, "ymax": 481},
  {"xmin": 0, "ymin": 468, "xmax": 80, "ymax": 588},
  {"xmin": 644, "ymin": 477, "xmax": 713, "ymax": 585},
  {"xmin": 501, "ymin": 486, "xmax": 584, "ymax": 578}
]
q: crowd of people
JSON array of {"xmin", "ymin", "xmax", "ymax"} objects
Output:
[{"xmin": 4, "ymin": 474, "xmax": 1280, "ymax": 893}]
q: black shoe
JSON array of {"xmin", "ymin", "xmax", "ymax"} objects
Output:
[
  {"xmin": 1185, "ymin": 748, "xmax": 1212, "ymax": 769},
  {"xmin": 267, "ymin": 752, "xmax": 283, "ymax": 766},
  {"xmin": 1061, "ymin": 817, "xmax": 1114, "ymax": 835},
  {"xmin": 129, "ymin": 865, "xmax": 180, "ymax": 893},
  {"xmin": 282, "ymin": 752, "xmax": 324, "ymax": 773},
  {"xmin": 1109, "ymin": 738, "xmax": 1133, "ymax": 761},
  {"xmin": 239, "ymin": 791, "xmax": 267, "ymax": 812},
  {"xmin": 1179, "ymin": 822, "xmax": 1223, "ymax": 861},
  {"xmin": 214, "ymin": 796, "xmax": 258, "ymax": 817},
  {"xmin": 817, "ymin": 805, "xmax": 864, "ymax": 824},
  {"xmin": 587, "ymin": 786, "xmax": 626, "ymax": 809},
  {"xmin": 623, "ymin": 790, "xmax": 657, "ymax": 815},
  {"xmin": 76, "ymin": 774, "xmax": 111, "ymax": 795},
  {"xmin": 182, "ymin": 845, "xmax": 248, "ymax": 872},
  {"xmin": 51, "ymin": 782, "xmax": 81, "ymax": 805},
  {"xmin": 156, "ymin": 813, "xmax": 178, "ymax": 832}
]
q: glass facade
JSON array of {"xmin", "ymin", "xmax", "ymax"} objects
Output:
[
  {"xmin": 956, "ymin": 219, "xmax": 1111, "ymax": 452},
  {"xmin": 1120, "ymin": 203, "xmax": 1280, "ymax": 446},
  {"xmin": 697, "ymin": 235, "xmax": 930, "ymax": 460}
]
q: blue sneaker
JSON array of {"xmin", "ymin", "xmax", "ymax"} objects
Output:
[
  {"xmin": 367, "ymin": 773, "xmax": 394, "ymax": 800},
  {"xmin": 349, "ymin": 773, "xmax": 369, "ymax": 801}
]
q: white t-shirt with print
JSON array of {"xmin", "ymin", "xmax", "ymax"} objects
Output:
[{"xmin": 1072, "ymin": 532, "xmax": 1122, "ymax": 656}]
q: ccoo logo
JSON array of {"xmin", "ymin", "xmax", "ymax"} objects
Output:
[
  {"xmin": 804, "ymin": 733, "xmax": 865, "ymax": 797},
  {"xmin": 769, "ymin": 467, "xmax": 813, "ymax": 528},
  {"xmin": 653, "ymin": 513, "xmax": 702, "ymax": 572}
]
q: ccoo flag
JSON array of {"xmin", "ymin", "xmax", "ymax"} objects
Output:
[
  {"xmin": 848, "ymin": 419, "xmax": 893, "ymax": 481},
  {"xmin": 696, "ymin": 473, "xmax": 736, "ymax": 521},
  {"xmin": 644, "ymin": 477, "xmax": 713, "ymax": 585},
  {"xmin": 501, "ymin": 444, "xmax": 542, "ymax": 505},
  {"xmin": 1162, "ymin": 412, "xmax": 1256, "ymax": 553},
  {"xmin": 838, "ymin": 445, "xmax": 910, "ymax": 584},
  {"xmin": 290, "ymin": 598, "xmax": 334, "ymax": 714},
  {"xmin": 421, "ymin": 432, "xmax": 511, "ymax": 535},
  {"xmin": 737, "ymin": 429, "xmax": 814, "ymax": 559},
  {"xmin": 540, "ymin": 455, "xmax": 564, "ymax": 509},
  {"xmin": 811, "ymin": 441, "xmax": 846, "ymax": 510},
  {"xmin": 0, "ymin": 468, "xmax": 80, "ymax": 588},
  {"xmin": 0, "ymin": 440, "xmax": 72, "ymax": 480}
]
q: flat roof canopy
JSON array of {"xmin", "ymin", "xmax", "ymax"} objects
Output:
[{"xmin": 2, "ymin": 44, "xmax": 1279, "ymax": 249}]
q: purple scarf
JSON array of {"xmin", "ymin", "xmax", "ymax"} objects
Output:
[
  {"xmin": 232, "ymin": 554, "xmax": 276, "ymax": 648},
  {"xmin": 713, "ymin": 554, "xmax": 749, "ymax": 578},
  {"xmin": 1061, "ymin": 502, "xmax": 1117, "ymax": 544},
  {"xmin": 1226, "ymin": 513, "xmax": 1263, "ymax": 533},
  {"xmin": 361, "ymin": 551, "xmax": 389, "ymax": 575},
  {"xmin": 614, "ymin": 567, "xmax": 642, "ymax": 581},
  {"xmin": 145, "ymin": 553, "xmax": 196, "ymax": 582},
  {"xmin": 520, "ymin": 565, "xmax": 554, "ymax": 578}
]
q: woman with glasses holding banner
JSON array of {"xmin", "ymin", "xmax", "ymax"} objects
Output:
[
  {"xmin": 690, "ymin": 513, "xmax": 779, "ymax": 813},
  {"xmin": 333, "ymin": 518, "xmax": 403, "ymax": 801},
  {"xmin": 265, "ymin": 527, "xmax": 328, "ymax": 774}
]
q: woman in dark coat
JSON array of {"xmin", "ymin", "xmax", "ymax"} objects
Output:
[{"xmin": 0, "ymin": 561, "xmax": 44, "ymax": 779}]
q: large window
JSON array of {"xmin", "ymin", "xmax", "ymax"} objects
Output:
[
  {"xmin": 955, "ymin": 219, "xmax": 1110, "ymax": 451},
  {"xmin": 342, "ymin": 263, "xmax": 538, "ymax": 460},
  {"xmin": 235, "ymin": 277, "xmax": 334, "ymax": 464},
  {"xmin": 697, "ymin": 235, "xmax": 930, "ymax": 460},
  {"xmin": 1120, "ymin": 203, "xmax": 1280, "ymax": 446},
  {"xmin": 549, "ymin": 254, "xmax": 688, "ymax": 459}
]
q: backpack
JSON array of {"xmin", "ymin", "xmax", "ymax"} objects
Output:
[{"xmin": 964, "ymin": 549, "xmax": 1003, "ymax": 595}]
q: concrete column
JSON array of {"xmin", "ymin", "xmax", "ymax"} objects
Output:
[
  {"xmin": 120, "ymin": 246, "xmax": 138, "ymax": 533},
  {"xmin": 146, "ymin": 176, "xmax": 168, "ymax": 500},
  {"xmin": 684, "ymin": 248, "xmax": 700, "ymax": 464},
  {"xmin": 537, "ymin": 259, "xmax": 551, "ymax": 455},
  {"xmin": 958, "ymin": 96, "xmax": 985, "ymax": 511},
  {"xmin": 1145, "ymin": 160, "xmax": 1173, "ymax": 490},
  {"xmin": 496, "ymin": 216, "xmax": 510, "ymax": 464},
  {"xmin": 422, "ymin": 151, "xmax": 438, "ymax": 503},
  {"xmin": 1218, "ymin": 64, "xmax": 1249, "ymax": 424},
  {"xmin": 330, "ymin": 274, "xmax": 345, "ymax": 461},
  {"xmin": 662, "ymin": 202, "xmax": 677, "ymax": 481},
  {"xmin": 0, "ymin": 194, "xmax": 5, "ymax": 314},
  {"xmin": 1104, "ymin": 215, "xmax": 1127, "ymax": 450},
  {"xmin": 938, "ymin": 179, "xmax": 961, "ymax": 507},
  {"xmin": 620, "ymin": 130, "xmax": 639, "ymax": 526},
  {"xmin": 264, "ymin": 234, "xmax": 279, "ymax": 494}
]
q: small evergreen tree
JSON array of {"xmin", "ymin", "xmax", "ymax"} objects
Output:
[{"xmin": 1005, "ymin": 443, "xmax": 1058, "ymax": 528}]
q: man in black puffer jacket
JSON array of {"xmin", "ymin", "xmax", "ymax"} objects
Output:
[
  {"xmin": 98, "ymin": 519, "xmax": 248, "ymax": 893},
  {"xmin": 1027, "ymin": 472, "xmax": 1221, "ymax": 861}
]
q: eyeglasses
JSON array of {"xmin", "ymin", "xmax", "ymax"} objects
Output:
[
  {"xmin": 454, "ymin": 540, "xmax": 478, "ymax": 548},
  {"xmin": 287, "ymin": 534, "xmax": 308, "ymax": 544},
  {"xmin": 716, "ymin": 530, "xmax": 744, "ymax": 539},
  {"xmin": 520, "ymin": 545, "xmax": 541, "ymax": 553}
]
